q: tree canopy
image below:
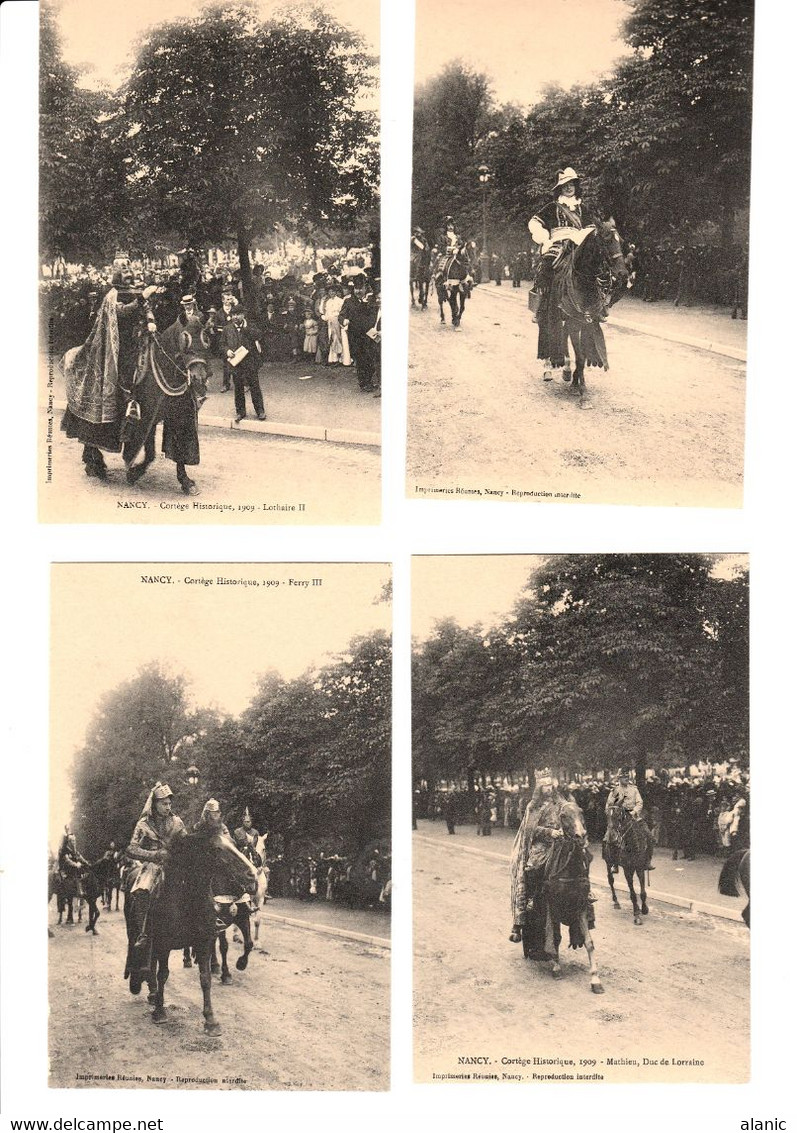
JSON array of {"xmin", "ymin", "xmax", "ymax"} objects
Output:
[
  {"xmin": 40, "ymin": 1, "xmax": 379, "ymax": 284},
  {"xmin": 412, "ymin": 0, "xmax": 753, "ymax": 253},
  {"xmin": 69, "ymin": 632, "xmax": 390, "ymax": 858},
  {"xmin": 413, "ymin": 555, "xmax": 748, "ymax": 795}
]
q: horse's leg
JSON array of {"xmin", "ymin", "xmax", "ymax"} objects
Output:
[
  {"xmin": 218, "ymin": 930, "xmax": 233, "ymax": 984},
  {"xmin": 198, "ymin": 947, "xmax": 221, "ymax": 1036},
  {"xmin": 151, "ymin": 952, "xmax": 168, "ymax": 1023},
  {"xmin": 638, "ymin": 868, "xmax": 649, "ymax": 916},
  {"xmin": 606, "ymin": 860, "xmax": 621, "ymax": 909},
  {"xmin": 410, "ymin": 281, "xmax": 416, "ymax": 307},
  {"xmin": 126, "ymin": 430, "xmax": 156, "ymax": 485},
  {"xmin": 183, "ymin": 946, "xmax": 193, "ymax": 968},
  {"xmin": 583, "ymin": 920, "xmax": 604, "ymax": 994},
  {"xmin": 65, "ymin": 897, "xmax": 74, "ymax": 924},
  {"xmin": 210, "ymin": 937, "xmax": 221, "ymax": 974},
  {"xmin": 176, "ymin": 461, "xmax": 196, "ymax": 496},
  {"xmin": 235, "ymin": 914, "xmax": 254, "ymax": 971},
  {"xmin": 550, "ymin": 920, "xmax": 562, "ymax": 981},
  {"xmin": 421, "ymin": 280, "xmax": 428, "ymax": 309},
  {"xmin": 625, "ymin": 866, "xmax": 642, "ymax": 925}
]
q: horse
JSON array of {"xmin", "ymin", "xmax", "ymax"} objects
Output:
[
  {"xmin": 718, "ymin": 848, "xmax": 750, "ymax": 928},
  {"xmin": 539, "ymin": 220, "xmax": 628, "ymax": 408},
  {"xmin": 124, "ymin": 828, "xmax": 257, "ymax": 1035},
  {"xmin": 103, "ymin": 853, "xmax": 124, "ymax": 911},
  {"xmin": 410, "ymin": 243, "xmax": 432, "ymax": 310},
  {"xmin": 521, "ymin": 801, "xmax": 603, "ymax": 993},
  {"xmin": 80, "ymin": 854, "xmax": 118, "ymax": 935},
  {"xmin": 602, "ymin": 806, "xmax": 653, "ymax": 925},
  {"xmin": 49, "ymin": 866, "xmax": 83, "ymax": 925},
  {"xmin": 120, "ymin": 314, "xmax": 210, "ymax": 495},
  {"xmin": 433, "ymin": 246, "xmax": 473, "ymax": 327}
]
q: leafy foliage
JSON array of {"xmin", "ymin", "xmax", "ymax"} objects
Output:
[
  {"xmin": 413, "ymin": 556, "xmax": 748, "ymax": 791},
  {"xmin": 70, "ymin": 632, "xmax": 391, "ymax": 859},
  {"xmin": 413, "ymin": 0, "xmax": 753, "ymax": 251},
  {"xmin": 40, "ymin": 1, "xmax": 378, "ymax": 285}
]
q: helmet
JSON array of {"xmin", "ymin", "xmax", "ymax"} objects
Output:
[{"xmin": 152, "ymin": 783, "xmax": 173, "ymax": 800}]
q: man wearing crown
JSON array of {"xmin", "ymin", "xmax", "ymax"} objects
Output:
[{"xmin": 528, "ymin": 166, "xmax": 592, "ymax": 375}]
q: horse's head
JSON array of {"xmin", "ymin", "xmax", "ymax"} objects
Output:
[
  {"xmin": 593, "ymin": 219, "xmax": 628, "ymax": 287},
  {"xmin": 560, "ymin": 800, "xmax": 587, "ymax": 840}
]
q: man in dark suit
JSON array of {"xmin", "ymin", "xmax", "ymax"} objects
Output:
[{"xmin": 219, "ymin": 308, "xmax": 266, "ymax": 421}]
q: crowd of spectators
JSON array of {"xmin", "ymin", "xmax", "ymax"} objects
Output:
[
  {"xmin": 265, "ymin": 845, "xmax": 391, "ymax": 911},
  {"xmin": 40, "ymin": 246, "xmax": 381, "ymax": 400},
  {"xmin": 415, "ymin": 760, "xmax": 749, "ymax": 858}
]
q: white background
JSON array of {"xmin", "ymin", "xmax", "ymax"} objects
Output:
[{"xmin": 1, "ymin": 0, "xmax": 794, "ymax": 1128}]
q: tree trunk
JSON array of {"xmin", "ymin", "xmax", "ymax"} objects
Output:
[
  {"xmin": 634, "ymin": 754, "xmax": 648, "ymax": 805},
  {"xmin": 236, "ymin": 225, "xmax": 253, "ymax": 306}
]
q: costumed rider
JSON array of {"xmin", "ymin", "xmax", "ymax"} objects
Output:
[
  {"xmin": 125, "ymin": 783, "xmax": 187, "ymax": 967},
  {"xmin": 60, "ymin": 267, "xmax": 165, "ymax": 479},
  {"xmin": 411, "ymin": 225, "xmax": 430, "ymax": 255},
  {"xmin": 58, "ymin": 825, "xmax": 89, "ymax": 879},
  {"xmin": 233, "ymin": 807, "xmax": 263, "ymax": 867},
  {"xmin": 508, "ymin": 772, "xmax": 597, "ymax": 950},
  {"xmin": 528, "ymin": 166, "xmax": 591, "ymax": 376},
  {"xmin": 604, "ymin": 768, "xmax": 655, "ymax": 872},
  {"xmin": 196, "ymin": 799, "xmax": 258, "ymax": 925}
]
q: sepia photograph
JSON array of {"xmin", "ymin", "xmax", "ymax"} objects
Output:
[
  {"xmin": 407, "ymin": 0, "xmax": 751, "ymax": 507},
  {"xmin": 49, "ymin": 562, "xmax": 391, "ymax": 1090},
  {"xmin": 39, "ymin": 0, "xmax": 381, "ymax": 525},
  {"xmin": 412, "ymin": 554, "xmax": 749, "ymax": 1083}
]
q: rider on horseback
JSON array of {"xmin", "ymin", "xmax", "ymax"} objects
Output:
[
  {"xmin": 233, "ymin": 807, "xmax": 263, "ymax": 868},
  {"xmin": 528, "ymin": 167, "xmax": 594, "ymax": 374},
  {"xmin": 58, "ymin": 826, "xmax": 89, "ymax": 884},
  {"xmin": 605, "ymin": 769, "xmax": 655, "ymax": 871},
  {"xmin": 126, "ymin": 783, "xmax": 187, "ymax": 952}
]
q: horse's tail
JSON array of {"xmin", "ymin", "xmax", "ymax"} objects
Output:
[{"xmin": 718, "ymin": 853, "xmax": 741, "ymax": 898}]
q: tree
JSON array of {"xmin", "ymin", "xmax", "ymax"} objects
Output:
[
  {"xmin": 70, "ymin": 663, "xmax": 205, "ymax": 855},
  {"xmin": 602, "ymin": 0, "xmax": 754, "ymax": 240},
  {"xmin": 412, "ymin": 555, "xmax": 749, "ymax": 797},
  {"xmin": 198, "ymin": 631, "xmax": 391, "ymax": 855},
  {"xmin": 122, "ymin": 3, "xmax": 378, "ymax": 296},
  {"xmin": 39, "ymin": 1, "xmax": 128, "ymax": 265},
  {"xmin": 411, "ymin": 61, "xmax": 495, "ymax": 236}
]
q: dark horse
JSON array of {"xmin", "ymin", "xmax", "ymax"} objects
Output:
[
  {"xmin": 124, "ymin": 829, "xmax": 257, "ymax": 1035},
  {"xmin": 79, "ymin": 854, "xmax": 118, "ymax": 935},
  {"xmin": 410, "ymin": 243, "xmax": 432, "ymax": 310},
  {"xmin": 603, "ymin": 806, "xmax": 653, "ymax": 925},
  {"xmin": 121, "ymin": 314, "xmax": 210, "ymax": 495},
  {"xmin": 522, "ymin": 801, "xmax": 603, "ymax": 992},
  {"xmin": 49, "ymin": 865, "xmax": 82, "ymax": 925},
  {"xmin": 183, "ymin": 896, "xmax": 256, "ymax": 984},
  {"xmin": 433, "ymin": 246, "xmax": 473, "ymax": 327},
  {"xmin": 63, "ymin": 296, "xmax": 210, "ymax": 496},
  {"xmin": 539, "ymin": 221, "xmax": 628, "ymax": 408},
  {"xmin": 718, "ymin": 848, "xmax": 750, "ymax": 928}
]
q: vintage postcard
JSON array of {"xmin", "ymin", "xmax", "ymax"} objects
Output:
[
  {"xmin": 407, "ymin": 0, "xmax": 751, "ymax": 507},
  {"xmin": 49, "ymin": 562, "xmax": 391, "ymax": 1090},
  {"xmin": 39, "ymin": 0, "xmax": 381, "ymax": 525},
  {"xmin": 412, "ymin": 553, "xmax": 749, "ymax": 1083}
]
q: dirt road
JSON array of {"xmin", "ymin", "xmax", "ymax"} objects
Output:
[
  {"xmin": 413, "ymin": 832, "xmax": 749, "ymax": 1084},
  {"xmin": 49, "ymin": 900, "xmax": 390, "ymax": 1091},
  {"xmin": 407, "ymin": 287, "xmax": 745, "ymax": 508}
]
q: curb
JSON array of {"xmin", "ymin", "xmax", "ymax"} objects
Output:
[
  {"xmin": 413, "ymin": 835, "xmax": 742, "ymax": 924},
  {"xmin": 262, "ymin": 911, "xmax": 391, "ymax": 949},
  {"xmin": 50, "ymin": 399, "xmax": 380, "ymax": 450},
  {"xmin": 477, "ymin": 286, "xmax": 747, "ymax": 362}
]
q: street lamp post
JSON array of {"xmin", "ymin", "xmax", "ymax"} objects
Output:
[{"xmin": 478, "ymin": 165, "xmax": 492, "ymax": 281}]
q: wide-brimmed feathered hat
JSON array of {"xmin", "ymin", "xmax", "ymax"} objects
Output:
[{"xmin": 554, "ymin": 167, "xmax": 580, "ymax": 191}]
